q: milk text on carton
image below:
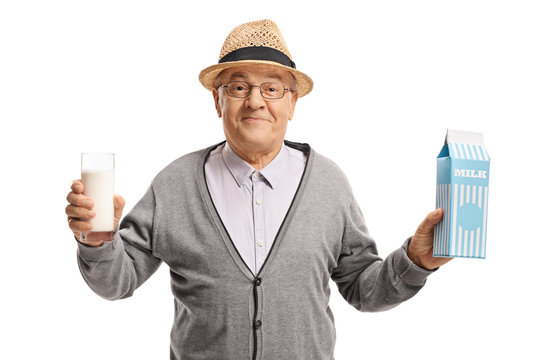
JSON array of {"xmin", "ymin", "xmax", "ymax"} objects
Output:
[{"xmin": 454, "ymin": 169, "xmax": 487, "ymax": 178}]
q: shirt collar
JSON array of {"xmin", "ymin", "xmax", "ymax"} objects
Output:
[{"xmin": 222, "ymin": 142, "xmax": 289, "ymax": 189}]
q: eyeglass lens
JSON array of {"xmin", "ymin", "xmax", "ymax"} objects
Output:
[{"xmin": 225, "ymin": 81, "xmax": 285, "ymax": 99}]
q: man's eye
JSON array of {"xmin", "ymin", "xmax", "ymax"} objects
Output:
[
  {"xmin": 233, "ymin": 85, "xmax": 247, "ymax": 91},
  {"xmin": 267, "ymin": 87, "xmax": 278, "ymax": 92}
]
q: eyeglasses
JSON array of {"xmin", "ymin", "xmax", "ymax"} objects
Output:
[{"xmin": 218, "ymin": 81, "xmax": 295, "ymax": 99}]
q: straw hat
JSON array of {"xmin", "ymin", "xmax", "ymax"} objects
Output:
[{"xmin": 199, "ymin": 19, "xmax": 314, "ymax": 97}]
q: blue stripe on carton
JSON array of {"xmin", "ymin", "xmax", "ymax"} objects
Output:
[{"xmin": 434, "ymin": 129, "xmax": 490, "ymax": 259}]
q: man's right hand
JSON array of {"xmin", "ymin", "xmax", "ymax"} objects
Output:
[{"xmin": 66, "ymin": 180, "xmax": 125, "ymax": 247}]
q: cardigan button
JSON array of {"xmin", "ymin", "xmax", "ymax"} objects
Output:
[
  {"xmin": 254, "ymin": 277, "xmax": 262, "ymax": 286},
  {"xmin": 254, "ymin": 320, "xmax": 262, "ymax": 329}
]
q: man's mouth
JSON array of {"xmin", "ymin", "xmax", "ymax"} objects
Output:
[{"xmin": 242, "ymin": 117, "xmax": 267, "ymax": 122}]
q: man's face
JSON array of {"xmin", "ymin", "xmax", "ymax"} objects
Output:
[{"xmin": 212, "ymin": 64, "xmax": 298, "ymax": 155}]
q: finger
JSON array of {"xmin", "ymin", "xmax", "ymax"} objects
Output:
[
  {"xmin": 68, "ymin": 218, "xmax": 93, "ymax": 233},
  {"xmin": 417, "ymin": 208, "xmax": 443, "ymax": 234},
  {"xmin": 114, "ymin": 195, "xmax": 125, "ymax": 213},
  {"xmin": 113, "ymin": 194, "xmax": 126, "ymax": 229},
  {"xmin": 71, "ymin": 180, "xmax": 84, "ymax": 194},
  {"xmin": 66, "ymin": 191, "xmax": 94, "ymax": 209},
  {"xmin": 431, "ymin": 208, "xmax": 444, "ymax": 224},
  {"xmin": 65, "ymin": 204, "xmax": 96, "ymax": 220}
]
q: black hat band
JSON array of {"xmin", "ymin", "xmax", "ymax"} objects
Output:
[{"xmin": 219, "ymin": 46, "xmax": 296, "ymax": 69}]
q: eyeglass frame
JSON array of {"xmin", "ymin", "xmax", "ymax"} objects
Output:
[{"xmin": 217, "ymin": 81, "xmax": 296, "ymax": 99}]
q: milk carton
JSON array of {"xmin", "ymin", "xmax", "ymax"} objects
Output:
[{"xmin": 434, "ymin": 129, "xmax": 490, "ymax": 258}]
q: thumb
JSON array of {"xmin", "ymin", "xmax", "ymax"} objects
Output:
[
  {"xmin": 113, "ymin": 194, "xmax": 126, "ymax": 230},
  {"xmin": 417, "ymin": 208, "xmax": 443, "ymax": 234}
]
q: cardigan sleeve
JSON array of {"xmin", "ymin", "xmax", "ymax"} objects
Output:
[
  {"xmin": 330, "ymin": 197, "xmax": 435, "ymax": 312},
  {"xmin": 76, "ymin": 185, "xmax": 162, "ymax": 300}
]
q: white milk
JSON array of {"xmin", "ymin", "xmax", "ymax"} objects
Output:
[{"xmin": 81, "ymin": 169, "xmax": 115, "ymax": 231}]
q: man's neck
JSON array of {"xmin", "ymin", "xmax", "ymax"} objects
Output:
[{"xmin": 227, "ymin": 142, "xmax": 283, "ymax": 170}]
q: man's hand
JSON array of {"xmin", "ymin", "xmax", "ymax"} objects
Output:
[
  {"xmin": 66, "ymin": 180, "xmax": 125, "ymax": 247},
  {"xmin": 407, "ymin": 208, "xmax": 452, "ymax": 270}
]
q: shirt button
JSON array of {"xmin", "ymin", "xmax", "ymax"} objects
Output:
[
  {"xmin": 257, "ymin": 241, "xmax": 263, "ymax": 247},
  {"xmin": 253, "ymin": 172, "xmax": 260, "ymax": 179},
  {"xmin": 254, "ymin": 320, "xmax": 262, "ymax": 329},
  {"xmin": 254, "ymin": 277, "xmax": 262, "ymax": 286},
  {"xmin": 256, "ymin": 199, "xmax": 262, "ymax": 205}
]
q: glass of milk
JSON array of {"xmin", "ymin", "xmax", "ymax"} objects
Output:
[{"xmin": 80, "ymin": 153, "xmax": 115, "ymax": 243}]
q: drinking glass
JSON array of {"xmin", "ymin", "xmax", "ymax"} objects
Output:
[{"xmin": 80, "ymin": 153, "xmax": 115, "ymax": 242}]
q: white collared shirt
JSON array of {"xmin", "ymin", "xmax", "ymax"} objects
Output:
[{"xmin": 204, "ymin": 142, "xmax": 306, "ymax": 275}]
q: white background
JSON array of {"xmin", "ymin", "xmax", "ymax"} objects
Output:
[{"xmin": 1, "ymin": 1, "xmax": 538, "ymax": 359}]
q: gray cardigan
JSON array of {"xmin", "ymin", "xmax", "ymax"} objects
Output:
[{"xmin": 77, "ymin": 141, "xmax": 434, "ymax": 360}]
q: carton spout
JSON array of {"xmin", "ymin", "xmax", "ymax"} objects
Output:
[{"xmin": 445, "ymin": 129, "xmax": 485, "ymax": 146}]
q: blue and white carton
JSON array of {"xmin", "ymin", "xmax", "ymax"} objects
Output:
[{"xmin": 434, "ymin": 129, "xmax": 490, "ymax": 259}]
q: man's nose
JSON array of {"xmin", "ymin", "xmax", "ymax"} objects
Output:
[{"xmin": 244, "ymin": 86, "xmax": 266, "ymax": 109}]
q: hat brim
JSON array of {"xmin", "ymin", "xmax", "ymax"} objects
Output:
[{"xmin": 199, "ymin": 60, "xmax": 313, "ymax": 97}]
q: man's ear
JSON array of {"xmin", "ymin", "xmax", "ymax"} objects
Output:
[
  {"xmin": 212, "ymin": 88, "xmax": 222, "ymax": 118},
  {"xmin": 288, "ymin": 92, "xmax": 298, "ymax": 121}
]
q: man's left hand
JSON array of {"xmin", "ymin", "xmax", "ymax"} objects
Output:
[{"xmin": 407, "ymin": 208, "xmax": 452, "ymax": 270}]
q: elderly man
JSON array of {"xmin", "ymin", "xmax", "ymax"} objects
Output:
[{"xmin": 66, "ymin": 19, "xmax": 450, "ymax": 360}]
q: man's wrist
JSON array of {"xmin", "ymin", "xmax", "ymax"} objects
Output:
[
  {"xmin": 407, "ymin": 250, "xmax": 436, "ymax": 270},
  {"xmin": 405, "ymin": 238, "xmax": 439, "ymax": 271}
]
